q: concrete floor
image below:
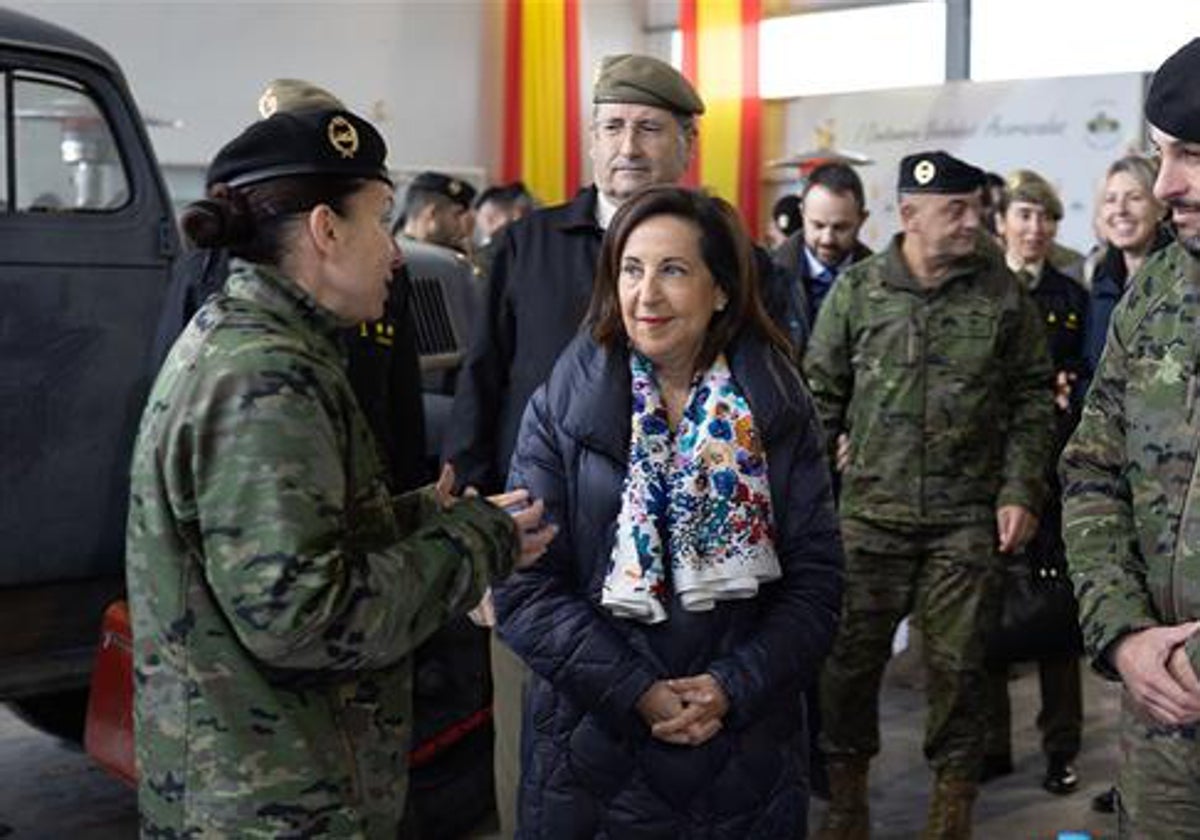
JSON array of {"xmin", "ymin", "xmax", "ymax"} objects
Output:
[
  {"xmin": 0, "ymin": 662, "xmax": 1121, "ymax": 839},
  {"xmin": 0, "ymin": 706, "xmax": 136, "ymax": 839}
]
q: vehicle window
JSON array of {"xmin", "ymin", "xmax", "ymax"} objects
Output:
[{"xmin": 13, "ymin": 72, "xmax": 128, "ymax": 212}]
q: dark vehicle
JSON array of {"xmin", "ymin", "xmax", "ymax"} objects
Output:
[
  {"xmin": 0, "ymin": 10, "xmax": 494, "ymax": 837},
  {"xmin": 0, "ymin": 8, "xmax": 176, "ymax": 734}
]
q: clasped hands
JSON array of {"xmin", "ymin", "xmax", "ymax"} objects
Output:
[
  {"xmin": 1114, "ymin": 621, "xmax": 1200, "ymax": 727},
  {"xmin": 636, "ymin": 674, "xmax": 730, "ymax": 747}
]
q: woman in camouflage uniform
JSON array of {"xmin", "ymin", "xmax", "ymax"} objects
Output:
[{"xmin": 126, "ymin": 108, "xmax": 554, "ymax": 838}]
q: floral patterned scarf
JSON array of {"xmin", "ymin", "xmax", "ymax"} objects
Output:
[{"xmin": 601, "ymin": 351, "xmax": 781, "ymax": 624}]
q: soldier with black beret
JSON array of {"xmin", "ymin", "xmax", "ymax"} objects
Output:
[
  {"xmin": 152, "ymin": 79, "xmax": 429, "ymax": 497},
  {"xmin": 806, "ymin": 150, "xmax": 1055, "ymax": 837},
  {"xmin": 1063, "ymin": 37, "xmax": 1200, "ymax": 835},
  {"xmin": 127, "ymin": 106, "xmax": 557, "ymax": 838},
  {"xmin": 398, "ymin": 169, "xmax": 477, "ymax": 254}
]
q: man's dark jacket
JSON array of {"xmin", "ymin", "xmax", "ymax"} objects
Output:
[
  {"xmin": 773, "ymin": 231, "xmax": 872, "ymax": 342},
  {"xmin": 445, "ymin": 186, "xmax": 800, "ymax": 493},
  {"xmin": 494, "ymin": 331, "xmax": 844, "ymax": 838},
  {"xmin": 444, "ymin": 188, "xmax": 604, "ymax": 493}
]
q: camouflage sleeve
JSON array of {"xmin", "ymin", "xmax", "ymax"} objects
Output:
[
  {"xmin": 391, "ymin": 484, "xmax": 440, "ymax": 534},
  {"xmin": 996, "ymin": 289, "xmax": 1055, "ymax": 513},
  {"xmin": 192, "ymin": 369, "xmax": 517, "ymax": 673},
  {"xmin": 1061, "ymin": 308, "xmax": 1158, "ymax": 679},
  {"xmin": 801, "ymin": 274, "xmax": 855, "ymax": 457}
]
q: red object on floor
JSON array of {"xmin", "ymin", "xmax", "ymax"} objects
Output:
[
  {"xmin": 84, "ymin": 599, "xmax": 137, "ymax": 787},
  {"xmin": 78, "ymin": 599, "xmax": 494, "ymax": 785}
]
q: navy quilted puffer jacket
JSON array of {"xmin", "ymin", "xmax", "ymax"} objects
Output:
[{"xmin": 495, "ymin": 332, "xmax": 844, "ymax": 839}]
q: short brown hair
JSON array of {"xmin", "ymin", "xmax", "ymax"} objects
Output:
[{"xmin": 589, "ymin": 186, "xmax": 791, "ymax": 372}]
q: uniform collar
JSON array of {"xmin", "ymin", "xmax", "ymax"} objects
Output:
[
  {"xmin": 226, "ymin": 259, "xmax": 346, "ymax": 345},
  {"xmin": 884, "ymin": 233, "xmax": 986, "ymax": 293},
  {"xmin": 555, "ymin": 186, "xmax": 604, "ymax": 234},
  {"xmin": 1005, "ymin": 254, "xmax": 1045, "ymax": 288}
]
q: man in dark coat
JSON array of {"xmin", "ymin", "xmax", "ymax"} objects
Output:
[
  {"xmin": 773, "ymin": 161, "xmax": 872, "ymax": 340},
  {"xmin": 445, "ymin": 54, "xmax": 706, "ymax": 494},
  {"xmin": 443, "ymin": 54, "xmax": 709, "ymax": 837},
  {"xmin": 772, "ymin": 161, "xmax": 871, "ymax": 796}
]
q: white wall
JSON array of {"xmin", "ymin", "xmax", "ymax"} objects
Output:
[
  {"xmin": 7, "ymin": 0, "xmax": 649, "ymax": 203},
  {"xmin": 8, "ymin": 1, "xmax": 497, "ymax": 174},
  {"xmin": 779, "ymin": 73, "xmax": 1146, "ymax": 252}
]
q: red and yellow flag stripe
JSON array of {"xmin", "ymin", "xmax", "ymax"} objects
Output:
[
  {"xmin": 680, "ymin": 0, "xmax": 763, "ymax": 237},
  {"xmin": 501, "ymin": 0, "xmax": 581, "ymax": 206}
]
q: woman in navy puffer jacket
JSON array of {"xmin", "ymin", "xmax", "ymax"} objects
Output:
[{"xmin": 495, "ymin": 187, "xmax": 844, "ymax": 839}]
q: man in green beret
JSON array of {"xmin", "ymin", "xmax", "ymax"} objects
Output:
[
  {"xmin": 445, "ymin": 53, "xmax": 708, "ymax": 838},
  {"xmin": 805, "ymin": 150, "xmax": 1054, "ymax": 839},
  {"xmin": 1062, "ymin": 37, "xmax": 1200, "ymax": 835}
]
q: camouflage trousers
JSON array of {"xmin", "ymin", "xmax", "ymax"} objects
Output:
[
  {"xmin": 819, "ymin": 517, "xmax": 1003, "ymax": 780},
  {"xmin": 1117, "ymin": 692, "xmax": 1200, "ymax": 839}
]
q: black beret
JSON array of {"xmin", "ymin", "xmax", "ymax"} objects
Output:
[
  {"xmin": 1146, "ymin": 38, "xmax": 1200, "ymax": 143},
  {"xmin": 407, "ymin": 171, "xmax": 477, "ymax": 210},
  {"xmin": 772, "ymin": 194, "xmax": 802, "ymax": 237},
  {"xmin": 207, "ymin": 109, "xmax": 390, "ymax": 189},
  {"xmin": 593, "ymin": 54, "xmax": 705, "ymax": 116},
  {"xmin": 897, "ymin": 150, "xmax": 985, "ymax": 195}
]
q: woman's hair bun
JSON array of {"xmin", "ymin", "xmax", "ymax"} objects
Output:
[{"xmin": 180, "ymin": 184, "xmax": 253, "ymax": 248}]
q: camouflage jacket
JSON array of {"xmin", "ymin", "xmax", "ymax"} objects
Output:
[
  {"xmin": 126, "ymin": 262, "xmax": 516, "ymax": 839},
  {"xmin": 804, "ymin": 235, "xmax": 1055, "ymax": 526},
  {"xmin": 1062, "ymin": 242, "xmax": 1200, "ymax": 678}
]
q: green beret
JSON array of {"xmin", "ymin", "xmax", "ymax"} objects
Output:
[
  {"xmin": 593, "ymin": 54, "xmax": 704, "ymax": 116},
  {"xmin": 208, "ymin": 108, "xmax": 390, "ymax": 189},
  {"xmin": 1146, "ymin": 38, "xmax": 1200, "ymax": 143},
  {"xmin": 407, "ymin": 171, "xmax": 477, "ymax": 210},
  {"xmin": 898, "ymin": 150, "xmax": 984, "ymax": 195},
  {"xmin": 257, "ymin": 78, "xmax": 344, "ymax": 119},
  {"xmin": 1004, "ymin": 169, "xmax": 1063, "ymax": 220}
]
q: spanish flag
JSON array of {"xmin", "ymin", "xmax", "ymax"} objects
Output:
[
  {"xmin": 501, "ymin": 0, "xmax": 581, "ymax": 206},
  {"xmin": 680, "ymin": 0, "xmax": 763, "ymax": 237}
]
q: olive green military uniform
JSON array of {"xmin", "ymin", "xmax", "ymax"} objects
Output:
[
  {"xmin": 126, "ymin": 262, "xmax": 516, "ymax": 838},
  {"xmin": 805, "ymin": 236, "xmax": 1054, "ymax": 780},
  {"xmin": 1062, "ymin": 242, "xmax": 1200, "ymax": 835}
]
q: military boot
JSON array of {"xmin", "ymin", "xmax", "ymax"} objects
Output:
[
  {"xmin": 816, "ymin": 755, "xmax": 870, "ymax": 840},
  {"xmin": 920, "ymin": 776, "xmax": 977, "ymax": 840}
]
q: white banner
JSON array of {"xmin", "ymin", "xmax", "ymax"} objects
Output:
[{"xmin": 778, "ymin": 73, "xmax": 1145, "ymax": 252}]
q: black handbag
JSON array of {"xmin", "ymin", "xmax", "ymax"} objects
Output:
[{"xmin": 985, "ymin": 551, "xmax": 1083, "ymax": 664}]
